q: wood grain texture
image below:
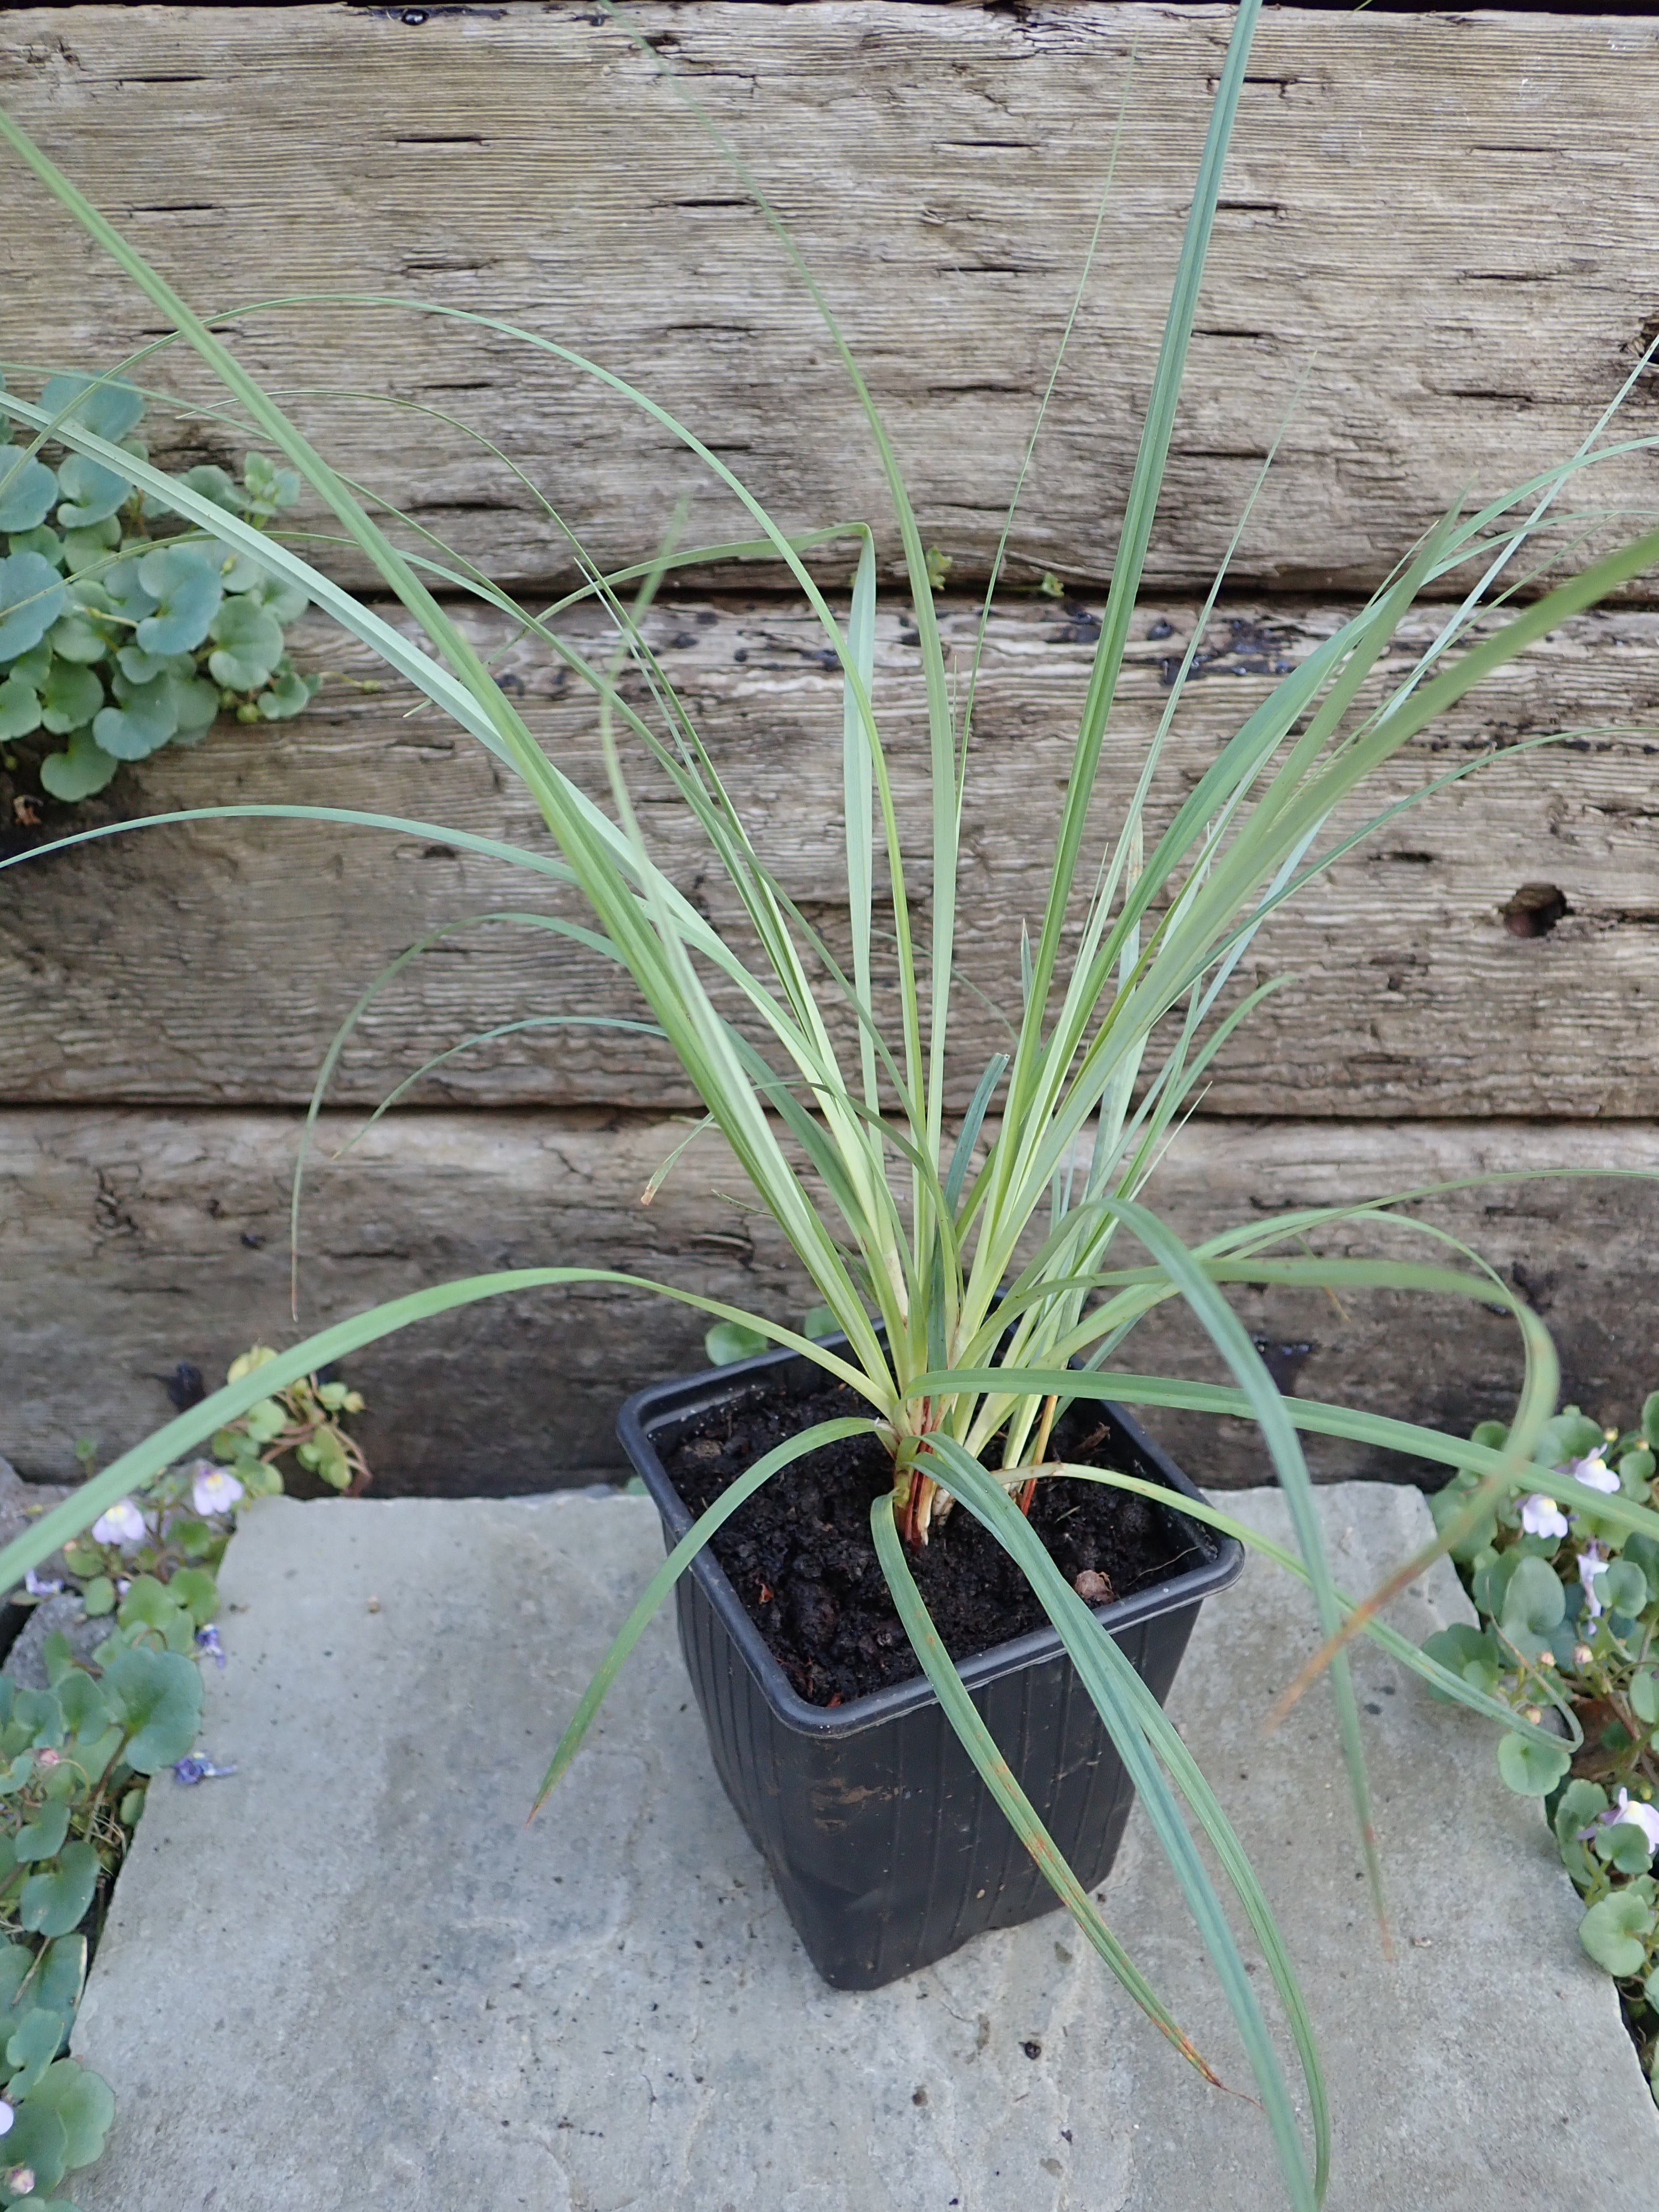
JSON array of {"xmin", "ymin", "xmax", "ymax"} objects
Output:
[
  {"xmin": 4, "ymin": 593, "xmax": 1658, "ymax": 1113},
  {"xmin": 2, "ymin": 4, "xmax": 1658, "ymax": 593},
  {"xmin": 4, "ymin": 1104, "xmax": 1656, "ymax": 1493}
]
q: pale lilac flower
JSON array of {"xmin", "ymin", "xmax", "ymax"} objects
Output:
[
  {"xmin": 1578, "ymin": 1541, "xmax": 1609, "ymax": 1620},
  {"xmin": 6, "ymin": 2168, "xmax": 33, "ymax": 2198},
  {"xmin": 23, "ymin": 1569, "xmax": 61, "ymax": 1598},
  {"xmin": 1521, "ymin": 1494, "xmax": 1569, "ymax": 1540},
  {"xmin": 172, "ymin": 1754, "xmax": 237, "ymax": 1786},
  {"xmin": 1566, "ymin": 1451, "xmax": 1620, "ymax": 1496},
  {"xmin": 0, "ymin": 2099, "xmax": 14, "ymax": 2136},
  {"xmin": 195, "ymin": 1624, "xmax": 225, "ymax": 1670},
  {"xmin": 1603, "ymin": 1788, "xmax": 1659, "ymax": 1858},
  {"xmin": 90, "ymin": 1500, "xmax": 145, "ymax": 1548},
  {"xmin": 190, "ymin": 1463, "xmax": 244, "ymax": 1518}
]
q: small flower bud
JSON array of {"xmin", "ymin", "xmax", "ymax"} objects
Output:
[
  {"xmin": 1536, "ymin": 1650, "xmax": 1556, "ymax": 1668},
  {"xmin": 1522, "ymin": 1705, "xmax": 1543, "ymax": 1725},
  {"xmin": 8, "ymin": 2168, "xmax": 36, "ymax": 2197},
  {"xmin": 1572, "ymin": 1645, "xmax": 1595, "ymax": 1670},
  {"xmin": 33, "ymin": 1749, "xmax": 60, "ymax": 1770}
]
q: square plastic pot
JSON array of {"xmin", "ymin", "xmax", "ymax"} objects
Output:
[{"xmin": 617, "ymin": 1343, "xmax": 1243, "ymax": 1990}]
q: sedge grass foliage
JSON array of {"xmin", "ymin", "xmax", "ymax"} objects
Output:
[{"xmin": 4, "ymin": 7, "xmax": 1659, "ymax": 2200}]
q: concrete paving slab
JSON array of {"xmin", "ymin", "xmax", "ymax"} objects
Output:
[{"xmin": 71, "ymin": 1483, "xmax": 1659, "ymax": 2210}]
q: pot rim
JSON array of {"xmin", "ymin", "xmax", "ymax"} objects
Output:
[{"xmin": 617, "ymin": 1339, "xmax": 1244, "ymax": 1741}]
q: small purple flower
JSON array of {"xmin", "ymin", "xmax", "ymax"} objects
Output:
[
  {"xmin": 172, "ymin": 1754, "xmax": 237, "ymax": 1786},
  {"xmin": 1565, "ymin": 1451, "xmax": 1620, "ymax": 1497},
  {"xmin": 191, "ymin": 1463, "xmax": 244, "ymax": 1518},
  {"xmin": 1603, "ymin": 1789, "xmax": 1659, "ymax": 1858},
  {"xmin": 0, "ymin": 2099, "xmax": 14, "ymax": 2136},
  {"xmin": 1578, "ymin": 1541, "xmax": 1609, "ymax": 1620},
  {"xmin": 1520, "ymin": 1494, "xmax": 1569, "ymax": 1540},
  {"xmin": 195, "ymin": 1624, "xmax": 226, "ymax": 1670},
  {"xmin": 91, "ymin": 1499, "xmax": 145, "ymax": 1548},
  {"xmin": 22, "ymin": 1569, "xmax": 62, "ymax": 1598}
]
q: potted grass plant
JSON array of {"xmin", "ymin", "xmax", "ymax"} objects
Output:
[{"xmin": 4, "ymin": 5, "xmax": 1659, "ymax": 2201}]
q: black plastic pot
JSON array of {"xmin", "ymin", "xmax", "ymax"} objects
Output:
[{"xmin": 617, "ymin": 1342, "xmax": 1243, "ymax": 1990}]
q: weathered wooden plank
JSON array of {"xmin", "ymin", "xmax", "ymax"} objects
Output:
[
  {"xmin": 4, "ymin": 1105, "xmax": 1656, "ymax": 1493},
  {"xmin": 4, "ymin": 593, "xmax": 1658, "ymax": 1113},
  {"xmin": 2, "ymin": 6, "xmax": 1658, "ymax": 593}
]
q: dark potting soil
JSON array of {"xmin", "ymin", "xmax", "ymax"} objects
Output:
[{"xmin": 663, "ymin": 1376, "xmax": 1208, "ymax": 1706}]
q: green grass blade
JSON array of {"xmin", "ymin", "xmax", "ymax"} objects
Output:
[
  {"xmin": 1008, "ymin": 0, "xmax": 1262, "ymax": 1100},
  {"xmin": 843, "ymin": 530, "xmax": 880, "ymax": 1112},
  {"xmin": 921, "ymin": 1434, "xmax": 1323, "ymax": 2210},
  {"xmin": 1041, "ymin": 1464, "xmax": 1577, "ymax": 1755},
  {"xmin": 530, "ymin": 1416, "xmax": 878, "ymax": 1817},
  {"xmin": 0, "ymin": 1271, "xmax": 885, "ymax": 1600},
  {"xmin": 869, "ymin": 1491, "xmax": 1229, "ymax": 2089}
]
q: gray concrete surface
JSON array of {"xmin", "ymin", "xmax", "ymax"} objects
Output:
[{"xmin": 71, "ymin": 1484, "xmax": 1659, "ymax": 2210}]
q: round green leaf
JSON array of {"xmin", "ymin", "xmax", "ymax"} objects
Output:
[
  {"xmin": 53, "ymin": 1676, "xmax": 106, "ymax": 1744},
  {"xmin": 18, "ymin": 1842, "xmax": 98, "ymax": 1940},
  {"xmin": 93, "ymin": 673, "xmax": 180, "ymax": 761},
  {"xmin": 1500, "ymin": 1554, "xmax": 1567, "ymax": 1637},
  {"xmin": 114, "ymin": 1575, "xmax": 174, "ymax": 1635},
  {"xmin": 54, "ymin": 452, "xmax": 129, "ymax": 531},
  {"xmin": 6, "ymin": 530, "xmax": 63, "ymax": 572},
  {"xmin": 1603, "ymin": 1559, "xmax": 1648, "ymax": 1618},
  {"xmin": 241, "ymin": 1397, "xmax": 286, "ymax": 1445},
  {"xmin": 98, "ymin": 558, "xmax": 156, "ymax": 624},
  {"xmin": 1419, "ymin": 1623, "xmax": 1500, "ymax": 1702},
  {"xmin": 77, "ymin": 1578, "xmax": 113, "ymax": 1621},
  {"xmin": 113, "ymin": 644, "xmax": 190, "ymax": 686},
  {"xmin": 39, "ymin": 373, "xmax": 144, "ymax": 445},
  {"xmin": 0, "ymin": 2095, "xmax": 67, "ymax": 2198},
  {"xmin": 243, "ymin": 565, "xmax": 310, "ymax": 625},
  {"xmin": 1619, "ymin": 1446, "xmax": 1655, "ymax": 1496},
  {"xmin": 1553, "ymin": 1777, "xmax": 1608, "ymax": 1846},
  {"xmin": 45, "ymin": 612, "xmax": 108, "ymax": 666},
  {"xmin": 1495, "ymin": 1730, "xmax": 1572, "ymax": 1796},
  {"xmin": 166, "ymin": 1568, "xmax": 218, "ymax": 1629},
  {"xmin": 167, "ymin": 674, "xmax": 220, "ymax": 743},
  {"xmin": 1541, "ymin": 1410, "xmax": 1605, "ymax": 1467},
  {"xmin": 1578, "ymin": 1887, "xmax": 1655, "ymax": 1977},
  {"xmin": 1598, "ymin": 1821, "xmax": 1657, "ymax": 1875},
  {"xmin": 705, "ymin": 1320, "xmax": 769, "ymax": 1366},
  {"xmin": 100, "ymin": 1646, "xmax": 202, "ymax": 1773},
  {"xmin": 255, "ymin": 664, "xmax": 321, "ymax": 721},
  {"xmin": 12, "ymin": 1804, "xmax": 70, "ymax": 1866},
  {"xmin": 3, "ymin": 2008, "xmax": 65, "ymax": 2099},
  {"xmin": 11, "ymin": 1696, "xmax": 61, "ymax": 1755},
  {"xmin": 58, "ymin": 523, "xmax": 118, "ymax": 576},
  {"xmin": 134, "ymin": 545, "xmax": 221, "ymax": 655},
  {"xmin": 206, "ymin": 596, "xmax": 283, "ymax": 691},
  {"xmin": 0, "ymin": 555, "xmax": 66, "ymax": 662},
  {"xmin": 27, "ymin": 2057, "xmax": 114, "ymax": 2172},
  {"xmin": 38, "ymin": 730, "xmax": 119, "ymax": 802},
  {"xmin": 33, "ymin": 1939, "xmax": 85, "ymax": 2026},
  {"xmin": 0, "ymin": 452, "xmax": 58, "ymax": 536},
  {"xmin": 171, "ymin": 463, "xmax": 239, "ymax": 514},
  {"xmin": 242, "ymin": 451, "xmax": 301, "ymax": 514},
  {"xmin": 1631, "ymin": 1669, "xmax": 1659, "ymax": 1728},
  {"xmin": 0, "ymin": 676, "xmax": 40, "ymax": 742},
  {"xmin": 36, "ymin": 662, "xmax": 101, "ymax": 738}
]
